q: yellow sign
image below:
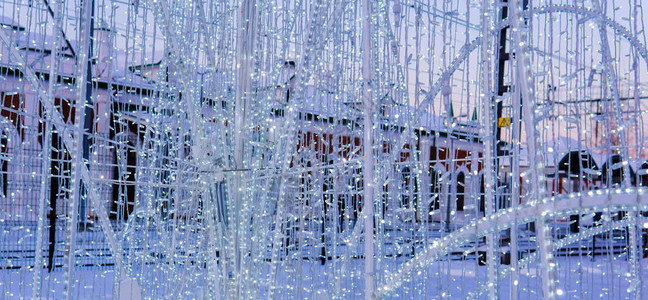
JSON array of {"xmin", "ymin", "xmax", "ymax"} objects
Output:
[{"xmin": 498, "ymin": 117, "xmax": 511, "ymax": 128}]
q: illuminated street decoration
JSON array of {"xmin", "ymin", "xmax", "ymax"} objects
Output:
[{"xmin": 0, "ymin": 0, "xmax": 646, "ymax": 299}]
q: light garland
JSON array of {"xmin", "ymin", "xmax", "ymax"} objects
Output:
[{"xmin": 0, "ymin": 0, "xmax": 646, "ymax": 298}]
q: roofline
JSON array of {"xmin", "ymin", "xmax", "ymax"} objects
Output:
[
  {"xmin": 270, "ymin": 107, "xmax": 482, "ymax": 144},
  {"xmin": 0, "ymin": 23, "xmax": 25, "ymax": 31},
  {"xmin": 128, "ymin": 60, "xmax": 163, "ymax": 72},
  {"xmin": 0, "ymin": 64, "xmax": 157, "ymax": 96}
]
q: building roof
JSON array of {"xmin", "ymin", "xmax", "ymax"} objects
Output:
[
  {"xmin": 0, "ymin": 24, "xmax": 157, "ymax": 93},
  {"xmin": 0, "ymin": 22, "xmax": 480, "ymax": 144}
]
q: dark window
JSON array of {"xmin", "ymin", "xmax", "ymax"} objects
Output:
[
  {"xmin": 1, "ymin": 92, "xmax": 24, "ymax": 140},
  {"xmin": 456, "ymin": 172, "xmax": 465, "ymax": 211},
  {"xmin": 0, "ymin": 134, "xmax": 7, "ymax": 197},
  {"xmin": 430, "ymin": 168, "xmax": 441, "ymax": 212}
]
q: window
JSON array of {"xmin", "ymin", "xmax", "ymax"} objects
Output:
[
  {"xmin": 429, "ymin": 168, "xmax": 441, "ymax": 212},
  {"xmin": 0, "ymin": 92, "xmax": 23, "ymax": 197},
  {"xmin": 456, "ymin": 172, "xmax": 465, "ymax": 211}
]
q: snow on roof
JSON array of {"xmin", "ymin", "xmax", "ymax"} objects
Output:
[
  {"xmin": 273, "ymin": 85, "xmax": 360, "ymax": 121},
  {"xmin": 0, "ymin": 23, "xmax": 156, "ymax": 91},
  {"xmin": 281, "ymin": 84, "xmax": 479, "ymax": 139},
  {"xmin": 0, "ymin": 16, "xmax": 24, "ymax": 30}
]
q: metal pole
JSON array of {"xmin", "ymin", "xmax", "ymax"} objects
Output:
[
  {"xmin": 495, "ymin": 0, "xmax": 510, "ymax": 160},
  {"xmin": 33, "ymin": 1, "xmax": 61, "ymax": 297},
  {"xmin": 233, "ymin": 0, "xmax": 256, "ymax": 297},
  {"xmin": 361, "ymin": 0, "xmax": 375, "ymax": 298},
  {"xmin": 479, "ymin": 0, "xmax": 498, "ymax": 298},
  {"xmin": 632, "ymin": 2, "xmax": 644, "ymax": 298},
  {"xmin": 509, "ymin": 0, "xmax": 556, "ymax": 298},
  {"xmin": 505, "ymin": 1, "xmax": 527, "ymax": 299},
  {"xmin": 79, "ymin": 0, "xmax": 96, "ymax": 231},
  {"xmin": 509, "ymin": 50, "xmax": 521, "ymax": 300},
  {"xmin": 62, "ymin": 0, "xmax": 93, "ymax": 298}
]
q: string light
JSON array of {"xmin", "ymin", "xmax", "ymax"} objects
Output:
[{"xmin": 0, "ymin": 0, "xmax": 646, "ymax": 298}]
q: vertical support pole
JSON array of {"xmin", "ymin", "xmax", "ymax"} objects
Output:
[
  {"xmin": 79, "ymin": 0, "xmax": 96, "ymax": 231},
  {"xmin": 361, "ymin": 0, "xmax": 375, "ymax": 298},
  {"xmin": 632, "ymin": 2, "xmax": 644, "ymax": 298},
  {"xmin": 441, "ymin": 0, "xmax": 452, "ymax": 234},
  {"xmin": 505, "ymin": 2, "xmax": 526, "ymax": 299},
  {"xmin": 233, "ymin": 0, "xmax": 256, "ymax": 297},
  {"xmin": 33, "ymin": 74, "xmax": 52, "ymax": 298},
  {"xmin": 62, "ymin": 0, "xmax": 92, "ymax": 298},
  {"xmin": 508, "ymin": 0, "xmax": 556, "ymax": 298},
  {"xmin": 33, "ymin": 1, "xmax": 62, "ymax": 297},
  {"xmin": 494, "ymin": 0, "xmax": 509, "ymax": 164},
  {"xmin": 479, "ymin": 0, "xmax": 498, "ymax": 298},
  {"xmin": 509, "ymin": 58, "xmax": 521, "ymax": 300}
]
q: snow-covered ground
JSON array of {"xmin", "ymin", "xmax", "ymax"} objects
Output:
[
  {"xmin": 2, "ymin": 255, "xmax": 646, "ymax": 299},
  {"xmin": 2, "ymin": 216, "xmax": 646, "ymax": 299}
]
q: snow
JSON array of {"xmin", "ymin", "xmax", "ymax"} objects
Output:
[{"xmin": 2, "ymin": 256, "xmax": 646, "ymax": 299}]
